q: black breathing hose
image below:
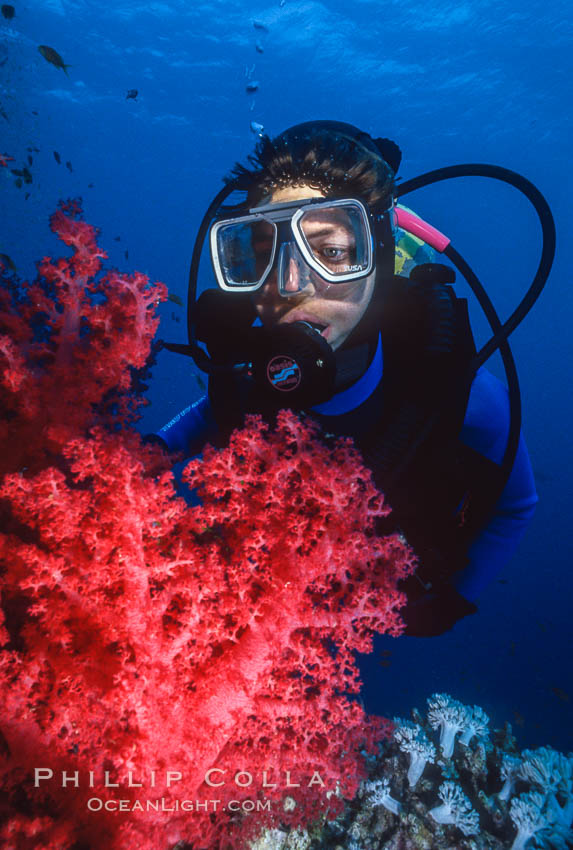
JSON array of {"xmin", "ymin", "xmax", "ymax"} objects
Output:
[{"xmin": 394, "ymin": 164, "xmax": 555, "ymax": 508}]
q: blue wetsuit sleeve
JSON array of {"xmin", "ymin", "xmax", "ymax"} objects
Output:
[
  {"xmin": 153, "ymin": 395, "xmax": 217, "ymax": 456},
  {"xmin": 453, "ymin": 368, "xmax": 538, "ymax": 602}
]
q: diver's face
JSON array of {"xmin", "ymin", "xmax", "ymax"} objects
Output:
[{"xmin": 252, "ymin": 186, "xmax": 375, "ymax": 351}]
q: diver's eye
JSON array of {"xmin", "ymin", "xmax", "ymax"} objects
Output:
[
  {"xmin": 313, "ymin": 242, "xmax": 356, "ymax": 272},
  {"xmin": 322, "ymin": 246, "xmax": 346, "ymax": 259}
]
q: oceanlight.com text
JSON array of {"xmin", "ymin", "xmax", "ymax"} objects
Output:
[{"xmin": 86, "ymin": 797, "xmax": 272, "ymax": 813}]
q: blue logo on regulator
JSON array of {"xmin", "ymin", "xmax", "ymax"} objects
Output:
[{"xmin": 267, "ymin": 355, "xmax": 302, "ymax": 391}]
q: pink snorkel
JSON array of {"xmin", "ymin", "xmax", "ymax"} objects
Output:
[{"xmin": 393, "ymin": 206, "xmax": 451, "ymax": 253}]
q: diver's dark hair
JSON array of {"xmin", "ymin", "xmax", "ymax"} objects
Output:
[{"xmin": 226, "ymin": 123, "xmax": 397, "ymax": 210}]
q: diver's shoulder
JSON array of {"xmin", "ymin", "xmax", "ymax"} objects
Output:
[{"xmin": 461, "ymin": 368, "xmax": 511, "ymax": 457}]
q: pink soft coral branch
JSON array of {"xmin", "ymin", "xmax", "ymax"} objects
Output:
[
  {"xmin": 0, "ymin": 204, "xmax": 415, "ymax": 850},
  {"xmin": 0, "ymin": 200, "xmax": 166, "ymax": 474}
]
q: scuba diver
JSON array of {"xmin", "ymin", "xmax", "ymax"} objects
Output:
[{"xmin": 157, "ymin": 120, "xmax": 555, "ymax": 637}]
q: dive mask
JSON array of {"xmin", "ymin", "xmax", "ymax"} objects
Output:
[{"xmin": 209, "ymin": 197, "xmax": 375, "ymax": 296}]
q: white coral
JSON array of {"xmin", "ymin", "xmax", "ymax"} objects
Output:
[
  {"xmin": 427, "ymin": 693, "xmax": 470, "ymax": 759},
  {"xmin": 364, "ymin": 777, "xmax": 402, "ymax": 815},
  {"xmin": 249, "ymin": 828, "xmax": 289, "ymax": 850},
  {"xmin": 394, "ymin": 719, "xmax": 436, "ymax": 787},
  {"xmin": 429, "ymin": 780, "xmax": 479, "ymax": 835},
  {"xmin": 509, "ymin": 791, "xmax": 550, "ymax": 850},
  {"xmin": 498, "ymin": 753, "xmax": 522, "ymax": 801},
  {"xmin": 519, "ymin": 747, "xmax": 564, "ymax": 795},
  {"xmin": 519, "ymin": 749, "xmax": 573, "ymax": 831},
  {"xmin": 458, "ymin": 704, "xmax": 490, "ymax": 746}
]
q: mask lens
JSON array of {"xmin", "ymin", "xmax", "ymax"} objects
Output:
[
  {"xmin": 215, "ymin": 219, "xmax": 275, "ymax": 288},
  {"xmin": 298, "ymin": 204, "xmax": 370, "ymax": 278}
]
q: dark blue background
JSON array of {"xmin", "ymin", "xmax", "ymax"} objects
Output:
[{"xmin": 2, "ymin": 0, "xmax": 571, "ymax": 751}]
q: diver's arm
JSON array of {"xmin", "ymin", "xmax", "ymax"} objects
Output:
[
  {"xmin": 402, "ymin": 368, "xmax": 537, "ymax": 636},
  {"xmin": 453, "ymin": 368, "xmax": 538, "ymax": 602},
  {"xmin": 152, "ymin": 395, "xmax": 217, "ymax": 456}
]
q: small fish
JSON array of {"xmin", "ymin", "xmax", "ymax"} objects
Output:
[
  {"xmin": 550, "ymin": 686, "xmax": 570, "ymax": 703},
  {"xmin": 32, "ymin": 110, "xmax": 39, "ymax": 116},
  {"xmin": 0, "ymin": 105, "xmax": 8, "ymax": 122},
  {"xmin": 27, "ymin": 145, "xmax": 40, "ymax": 152},
  {"xmin": 88, "ymin": 182, "xmax": 94, "ymax": 188},
  {"xmin": 126, "ymin": 89, "xmax": 138, "ymax": 100},
  {"xmin": 124, "ymin": 249, "xmax": 129, "ymax": 260},
  {"xmin": 27, "ymin": 154, "xmax": 33, "ymax": 166},
  {"xmin": 255, "ymin": 41, "xmax": 264, "ymax": 54},
  {"xmin": 253, "ymin": 20, "xmax": 268, "ymax": 31},
  {"xmin": 11, "ymin": 167, "xmax": 32, "ymax": 184},
  {"xmin": 168, "ymin": 292, "xmax": 184, "ymax": 307},
  {"xmin": 0, "ymin": 252, "xmax": 16, "ymax": 271},
  {"xmin": 114, "ymin": 236, "xmax": 121, "ymax": 242},
  {"xmin": 250, "ymin": 121, "xmax": 264, "ymax": 136},
  {"xmin": 512, "ymin": 710, "xmax": 525, "ymax": 727},
  {"xmin": 25, "ymin": 192, "xmax": 30, "ymax": 200},
  {"xmin": 0, "ymin": 153, "xmax": 14, "ymax": 167},
  {"xmin": 246, "ymin": 81, "xmax": 259, "ymax": 93},
  {"xmin": 377, "ymin": 649, "xmax": 392, "ymax": 667},
  {"xmin": 1, "ymin": 5, "xmax": 15, "ymax": 19},
  {"xmin": 65, "ymin": 160, "xmax": 73, "ymax": 172},
  {"xmin": 38, "ymin": 45, "xmax": 70, "ymax": 75},
  {"xmin": 53, "ymin": 150, "xmax": 61, "ymax": 164}
]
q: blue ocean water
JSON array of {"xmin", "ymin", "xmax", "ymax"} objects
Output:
[{"xmin": 1, "ymin": 0, "xmax": 571, "ymax": 756}]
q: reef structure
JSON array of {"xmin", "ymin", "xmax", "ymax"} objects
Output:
[{"xmin": 249, "ymin": 693, "xmax": 573, "ymax": 850}]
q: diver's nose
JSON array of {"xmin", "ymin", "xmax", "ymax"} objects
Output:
[
  {"xmin": 283, "ymin": 255, "xmax": 302, "ymax": 293},
  {"xmin": 277, "ymin": 241, "xmax": 316, "ymax": 297}
]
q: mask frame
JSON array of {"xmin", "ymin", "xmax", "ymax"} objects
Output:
[{"xmin": 209, "ymin": 197, "xmax": 375, "ymax": 293}]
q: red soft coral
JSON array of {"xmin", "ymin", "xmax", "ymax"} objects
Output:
[
  {"xmin": 0, "ymin": 206, "xmax": 416, "ymax": 850},
  {"xmin": 0, "ymin": 199, "xmax": 166, "ymax": 474}
]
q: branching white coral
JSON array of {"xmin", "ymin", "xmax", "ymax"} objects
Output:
[
  {"xmin": 429, "ymin": 780, "xmax": 479, "ymax": 835},
  {"xmin": 520, "ymin": 749, "xmax": 573, "ymax": 831},
  {"xmin": 519, "ymin": 747, "xmax": 564, "ymax": 795},
  {"xmin": 364, "ymin": 777, "xmax": 402, "ymax": 815},
  {"xmin": 458, "ymin": 704, "xmax": 490, "ymax": 746},
  {"xmin": 427, "ymin": 693, "xmax": 470, "ymax": 759},
  {"xmin": 248, "ymin": 827, "xmax": 313, "ymax": 850},
  {"xmin": 394, "ymin": 719, "xmax": 436, "ymax": 787},
  {"xmin": 509, "ymin": 791, "xmax": 551, "ymax": 850},
  {"xmin": 498, "ymin": 753, "xmax": 522, "ymax": 801},
  {"xmin": 249, "ymin": 828, "xmax": 288, "ymax": 850}
]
